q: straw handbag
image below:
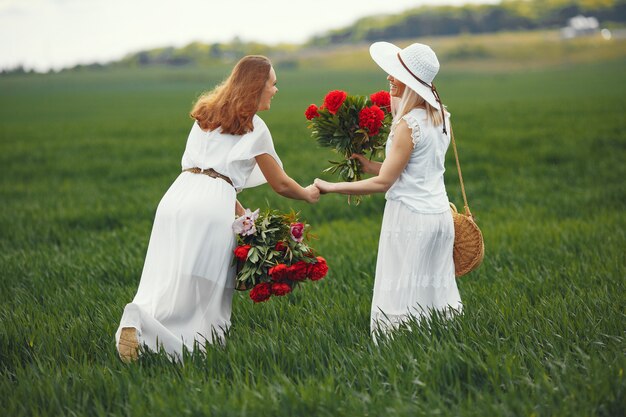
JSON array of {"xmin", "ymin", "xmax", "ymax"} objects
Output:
[{"xmin": 449, "ymin": 126, "xmax": 484, "ymax": 277}]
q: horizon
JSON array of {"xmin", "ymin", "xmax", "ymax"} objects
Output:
[{"xmin": 0, "ymin": 0, "xmax": 500, "ymax": 72}]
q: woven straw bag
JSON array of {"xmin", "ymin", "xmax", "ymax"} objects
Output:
[{"xmin": 449, "ymin": 125, "xmax": 484, "ymax": 277}]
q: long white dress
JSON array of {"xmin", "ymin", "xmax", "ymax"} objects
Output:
[
  {"xmin": 116, "ymin": 115, "xmax": 282, "ymax": 359},
  {"xmin": 371, "ymin": 108, "xmax": 462, "ymax": 338}
]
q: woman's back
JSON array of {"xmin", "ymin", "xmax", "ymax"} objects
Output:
[{"xmin": 181, "ymin": 114, "xmax": 282, "ymax": 191}]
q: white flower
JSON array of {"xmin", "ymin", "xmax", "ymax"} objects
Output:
[{"xmin": 232, "ymin": 208, "xmax": 260, "ymax": 236}]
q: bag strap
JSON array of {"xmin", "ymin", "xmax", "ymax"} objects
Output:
[{"xmin": 449, "ymin": 124, "xmax": 473, "ymax": 217}]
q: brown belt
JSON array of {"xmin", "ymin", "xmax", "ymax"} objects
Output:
[{"xmin": 183, "ymin": 167, "xmax": 234, "ymax": 187}]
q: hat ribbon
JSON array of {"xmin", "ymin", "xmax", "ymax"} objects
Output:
[{"xmin": 397, "ymin": 53, "xmax": 447, "ymax": 134}]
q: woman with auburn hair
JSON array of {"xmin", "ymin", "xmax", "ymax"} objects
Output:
[
  {"xmin": 315, "ymin": 42, "xmax": 462, "ymax": 340},
  {"xmin": 116, "ymin": 55, "xmax": 320, "ymax": 362}
]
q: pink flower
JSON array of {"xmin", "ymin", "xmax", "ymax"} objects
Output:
[
  {"xmin": 290, "ymin": 222, "xmax": 304, "ymax": 242},
  {"xmin": 232, "ymin": 208, "xmax": 260, "ymax": 236}
]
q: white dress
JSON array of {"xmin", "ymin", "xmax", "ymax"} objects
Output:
[
  {"xmin": 116, "ymin": 115, "xmax": 282, "ymax": 359},
  {"xmin": 371, "ymin": 108, "xmax": 462, "ymax": 337}
]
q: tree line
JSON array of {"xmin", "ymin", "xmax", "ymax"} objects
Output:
[{"xmin": 308, "ymin": 0, "xmax": 626, "ymax": 45}]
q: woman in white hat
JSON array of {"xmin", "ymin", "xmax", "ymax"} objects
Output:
[{"xmin": 315, "ymin": 42, "xmax": 462, "ymax": 339}]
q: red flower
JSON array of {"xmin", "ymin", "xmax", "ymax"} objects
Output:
[
  {"xmin": 308, "ymin": 256, "xmax": 328, "ymax": 281},
  {"xmin": 249, "ymin": 282, "xmax": 272, "ymax": 303},
  {"xmin": 370, "ymin": 91, "xmax": 391, "ymax": 112},
  {"xmin": 323, "ymin": 90, "xmax": 347, "ymax": 115},
  {"xmin": 304, "ymin": 104, "xmax": 320, "ymax": 120},
  {"xmin": 288, "ymin": 261, "xmax": 309, "ymax": 281},
  {"xmin": 358, "ymin": 105, "xmax": 385, "ymax": 136},
  {"xmin": 271, "ymin": 282, "xmax": 292, "ymax": 296},
  {"xmin": 234, "ymin": 245, "xmax": 251, "ymax": 261},
  {"xmin": 269, "ymin": 263, "xmax": 289, "ymax": 281},
  {"xmin": 290, "ymin": 222, "xmax": 304, "ymax": 243},
  {"xmin": 275, "ymin": 241, "xmax": 287, "ymax": 252}
]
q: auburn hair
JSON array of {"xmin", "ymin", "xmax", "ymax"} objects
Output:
[{"xmin": 190, "ymin": 55, "xmax": 272, "ymax": 135}]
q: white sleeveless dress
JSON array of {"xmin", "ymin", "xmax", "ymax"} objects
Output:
[
  {"xmin": 371, "ymin": 108, "xmax": 462, "ymax": 338},
  {"xmin": 116, "ymin": 115, "xmax": 282, "ymax": 359}
]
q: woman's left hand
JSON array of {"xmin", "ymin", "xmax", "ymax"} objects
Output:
[{"xmin": 314, "ymin": 178, "xmax": 334, "ymax": 194}]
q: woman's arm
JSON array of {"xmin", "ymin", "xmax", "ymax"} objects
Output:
[
  {"xmin": 235, "ymin": 199, "xmax": 245, "ymax": 216},
  {"xmin": 315, "ymin": 120, "xmax": 413, "ymax": 195},
  {"xmin": 255, "ymin": 154, "xmax": 320, "ymax": 203}
]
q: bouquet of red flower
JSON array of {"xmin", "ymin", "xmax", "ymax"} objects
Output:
[
  {"xmin": 232, "ymin": 208, "xmax": 328, "ymax": 303},
  {"xmin": 305, "ymin": 90, "xmax": 393, "ymax": 201}
]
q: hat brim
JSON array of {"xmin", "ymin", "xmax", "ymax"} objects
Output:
[{"xmin": 369, "ymin": 42, "xmax": 440, "ymax": 109}]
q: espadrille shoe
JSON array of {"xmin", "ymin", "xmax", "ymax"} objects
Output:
[{"xmin": 117, "ymin": 327, "xmax": 139, "ymax": 363}]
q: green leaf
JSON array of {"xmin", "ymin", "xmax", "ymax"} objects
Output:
[{"xmin": 248, "ymin": 250, "xmax": 259, "ymax": 263}]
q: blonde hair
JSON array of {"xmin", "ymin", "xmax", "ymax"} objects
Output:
[
  {"xmin": 392, "ymin": 87, "xmax": 444, "ymax": 129},
  {"xmin": 190, "ymin": 55, "xmax": 271, "ymax": 135}
]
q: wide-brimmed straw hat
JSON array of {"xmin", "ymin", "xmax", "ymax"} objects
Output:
[{"xmin": 369, "ymin": 41, "xmax": 447, "ymax": 133}]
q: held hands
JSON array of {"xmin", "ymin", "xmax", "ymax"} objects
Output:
[
  {"xmin": 304, "ymin": 184, "xmax": 320, "ymax": 204},
  {"xmin": 313, "ymin": 178, "xmax": 333, "ymax": 194},
  {"xmin": 312, "ymin": 154, "xmax": 375, "ymax": 196}
]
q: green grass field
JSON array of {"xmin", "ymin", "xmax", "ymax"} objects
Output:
[{"xmin": 1, "ymin": 51, "xmax": 625, "ymax": 416}]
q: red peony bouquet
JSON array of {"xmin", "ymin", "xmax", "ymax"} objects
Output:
[
  {"xmin": 232, "ymin": 209, "xmax": 328, "ymax": 303},
  {"xmin": 305, "ymin": 89, "xmax": 393, "ymax": 201}
]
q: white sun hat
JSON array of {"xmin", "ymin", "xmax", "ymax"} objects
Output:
[{"xmin": 369, "ymin": 41, "xmax": 447, "ymax": 133}]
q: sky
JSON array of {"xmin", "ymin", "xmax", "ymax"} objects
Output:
[{"xmin": 0, "ymin": 0, "xmax": 499, "ymax": 72}]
